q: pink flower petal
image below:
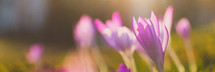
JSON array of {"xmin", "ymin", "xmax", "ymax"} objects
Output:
[
  {"xmin": 159, "ymin": 25, "xmax": 169, "ymax": 52},
  {"xmin": 138, "ymin": 16, "xmax": 148, "ymax": 28},
  {"xmin": 132, "ymin": 17, "xmax": 139, "ymax": 36},
  {"xmin": 94, "ymin": 18, "xmax": 107, "ymax": 34},
  {"xmin": 103, "ymin": 27, "xmax": 135, "ymax": 51},
  {"xmin": 96, "ymin": 12, "xmax": 135, "ymax": 51},
  {"xmin": 112, "ymin": 11, "xmax": 122, "ymax": 27},
  {"xmin": 137, "ymin": 17, "xmax": 157, "ymax": 40},
  {"xmin": 116, "ymin": 27, "xmax": 135, "ymax": 50},
  {"xmin": 106, "ymin": 20, "xmax": 118, "ymax": 31},
  {"xmin": 103, "ymin": 28, "xmax": 119, "ymax": 50},
  {"xmin": 163, "ymin": 6, "xmax": 173, "ymax": 32},
  {"xmin": 150, "ymin": 11, "xmax": 160, "ymax": 37}
]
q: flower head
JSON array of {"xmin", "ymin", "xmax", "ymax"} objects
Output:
[
  {"xmin": 74, "ymin": 15, "xmax": 95, "ymax": 48},
  {"xmin": 132, "ymin": 11, "xmax": 169, "ymax": 71},
  {"xmin": 95, "ymin": 12, "xmax": 122, "ymax": 34},
  {"xmin": 95, "ymin": 12, "xmax": 136, "ymax": 51},
  {"xmin": 176, "ymin": 18, "xmax": 191, "ymax": 39},
  {"xmin": 26, "ymin": 44, "xmax": 43, "ymax": 63},
  {"xmin": 112, "ymin": 64, "xmax": 130, "ymax": 72}
]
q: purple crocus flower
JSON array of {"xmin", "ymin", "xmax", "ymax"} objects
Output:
[
  {"xmin": 26, "ymin": 44, "xmax": 43, "ymax": 63},
  {"xmin": 73, "ymin": 15, "xmax": 101, "ymax": 72},
  {"xmin": 176, "ymin": 18, "xmax": 190, "ymax": 39},
  {"xmin": 176, "ymin": 18, "xmax": 197, "ymax": 72},
  {"xmin": 132, "ymin": 12, "xmax": 169, "ymax": 72},
  {"xmin": 112, "ymin": 64, "xmax": 130, "ymax": 72},
  {"xmin": 74, "ymin": 15, "xmax": 95, "ymax": 48},
  {"xmin": 95, "ymin": 12, "xmax": 136, "ymax": 51},
  {"xmin": 95, "ymin": 12, "xmax": 137, "ymax": 72}
]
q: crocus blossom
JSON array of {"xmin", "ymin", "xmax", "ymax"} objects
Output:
[
  {"xmin": 112, "ymin": 64, "xmax": 130, "ymax": 72},
  {"xmin": 132, "ymin": 12, "xmax": 169, "ymax": 72},
  {"xmin": 95, "ymin": 12, "xmax": 136, "ymax": 51},
  {"xmin": 26, "ymin": 44, "xmax": 43, "ymax": 63},
  {"xmin": 176, "ymin": 18, "xmax": 196, "ymax": 72},
  {"xmin": 95, "ymin": 12, "xmax": 137, "ymax": 72},
  {"xmin": 74, "ymin": 15, "xmax": 95, "ymax": 48},
  {"xmin": 176, "ymin": 18, "xmax": 191, "ymax": 39}
]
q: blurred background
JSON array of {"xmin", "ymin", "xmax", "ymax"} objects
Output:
[{"xmin": 0, "ymin": 0, "xmax": 215, "ymax": 71}]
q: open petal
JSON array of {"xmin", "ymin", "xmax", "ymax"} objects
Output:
[
  {"xmin": 116, "ymin": 27, "xmax": 134, "ymax": 50},
  {"xmin": 163, "ymin": 6, "xmax": 173, "ymax": 32},
  {"xmin": 112, "ymin": 11, "xmax": 122, "ymax": 26},
  {"xmin": 150, "ymin": 11, "xmax": 160, "ymax": 37},
  {"xmin": 159, "ymin": 25, "xmax": 169, "ymax": 52},
  {"xmin": 106, "ymin": 20, "xmax": 113, "ymax": 28},
  {"xmin": 94, "ymin": 19, "xmax": 107, "ymax": 34},
  {"xmin": 138, "ymin": 16, "xmax": 148, "ymax": 28},
  {"xmin": 148, "ymin": 19, "xmax": 158, "ymax": 39},
  {"xmin": 117, "ymin": 27, "xmax": 131, "ymax": 38},
  {"xmin": 132, "ymin": 17, "xmax": 139, "ymax": 36},
  {"xmin": 103, "ymin": 28, "xmax": 118, "ymax": 50},
  {"xmin": 106, "ymin": 20, "xmax": 119, "ymax": 31}
]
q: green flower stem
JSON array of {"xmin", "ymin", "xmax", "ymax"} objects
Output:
[
  {"xmin": 92, "ymin": 46, "xmax": 108, "ymax": 72},
  {"xmin": 167, "ymin": 44, "xmax": 185, "ymax": 72},
  {"xmin": 138, "ymin": 52, "xmax": 156, "ymax": 72},
  {"xmin": 119, "ymin": 51, "xmax": 137, "ymax": 72},
  {"xmin": 184, "ymin": 39, "xmax": 197, "ymax": 72}
]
